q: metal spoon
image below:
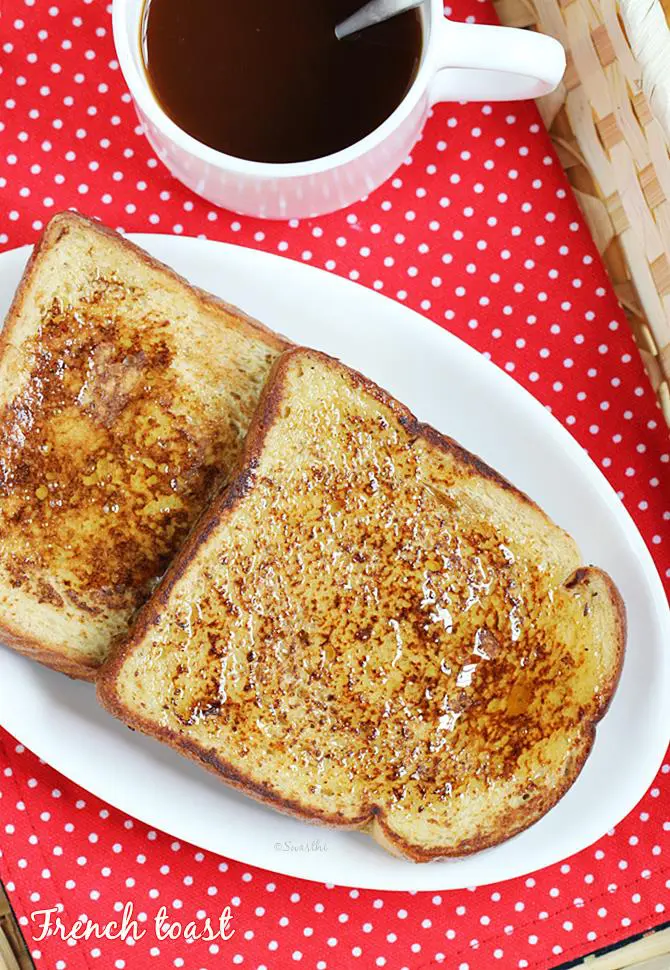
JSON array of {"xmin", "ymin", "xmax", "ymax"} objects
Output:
[{"xmin": 335, "ymin": 0, "xmax": 424, "ymax": 40}]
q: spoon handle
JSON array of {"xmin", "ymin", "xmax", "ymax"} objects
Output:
[{"xmin": 335, "ymin": 0, "xmax": 424, "ymax": 40}]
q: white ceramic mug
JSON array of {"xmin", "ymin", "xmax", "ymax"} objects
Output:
[{"xmin": 113, "ymin": 0, "xmax": 565, "ymax": 220}]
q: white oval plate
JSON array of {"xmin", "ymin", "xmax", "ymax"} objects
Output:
[{"xmin": 0, "ymin": 235, "xmax": 668, "ymax": 892}]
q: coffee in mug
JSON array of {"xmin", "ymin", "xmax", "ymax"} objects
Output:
[{"xmin": 142, "ymin": 0, "xmax": 422, "ymax": 164}]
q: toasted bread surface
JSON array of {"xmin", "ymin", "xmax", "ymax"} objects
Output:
[
  {"xmin": 98, "ymin": 348, "xmax": 625, "ymax": 860},
  {"xmin": 0, "ymin": 212, "xmax": 288, "ymax": 678}
]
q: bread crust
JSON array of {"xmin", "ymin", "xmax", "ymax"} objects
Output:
[
  {"xmin": 98, "ymin": 348, "xmax": 626, "ymax": 861},
  {"xmin": 0, "ymin": 216, "xmax": 103, "ymax": 680},
  {"xmin": 0, "ymin": 211, "xmax": 288, "ymax": 359},
  {"xmin": 0, "ymin": 618, "xmax": 99, "ymax": 681},
  {"xmin": 0, "ymin": 211, "xmax": 290, "ymax": 680}
]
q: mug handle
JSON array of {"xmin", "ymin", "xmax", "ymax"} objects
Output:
[{"xmin": 430, "ymin": 17, "xmax": 565, "ymax": 103}]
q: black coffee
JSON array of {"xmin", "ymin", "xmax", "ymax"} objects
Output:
[{"xmin": 142, "ymin": 0, "xmax": 422, "ymax": 164}]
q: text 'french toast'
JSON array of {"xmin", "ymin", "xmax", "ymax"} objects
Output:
[
  {"xmin": 98, "ymin": 348, "xmax": 625, "ymax": 860},
  {"xmin": 0, "ymin": 212, "xmax": 288, "ymax": 679}
]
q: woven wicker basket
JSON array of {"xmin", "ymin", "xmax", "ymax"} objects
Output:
[
  {"xmin": 495, "ymin": 0, "xmax": 670, "ymax": 427},
  {"xmin": 0, "ymin": 887, "xmax": 30, "ymax": 970}
]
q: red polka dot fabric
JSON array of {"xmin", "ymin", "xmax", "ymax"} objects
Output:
[{"xmin": 0, "ymin": 2, "xmax": 668, "ymax": 969}]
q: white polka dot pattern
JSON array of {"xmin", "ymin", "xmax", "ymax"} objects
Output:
[{"xmin": 0, "ymin": 2, "xmax": 668, "ymax": 969}]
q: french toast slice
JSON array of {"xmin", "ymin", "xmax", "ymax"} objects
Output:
[
  {"xmin": 0, "ymin": 212, "xmax": 288, "ymax": 679},
  {"xmin": 98, "ymin": 348, "xmax": 625, "ymax": 860}
]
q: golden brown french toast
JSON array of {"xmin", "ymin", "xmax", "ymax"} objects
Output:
[
  {"xmin": 0, "ymin": 212, "xmax": 288, "ymax": 679},
  {"xmin": 98, "ymin": 348, "xmax": 625, "ymax": 860}
]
